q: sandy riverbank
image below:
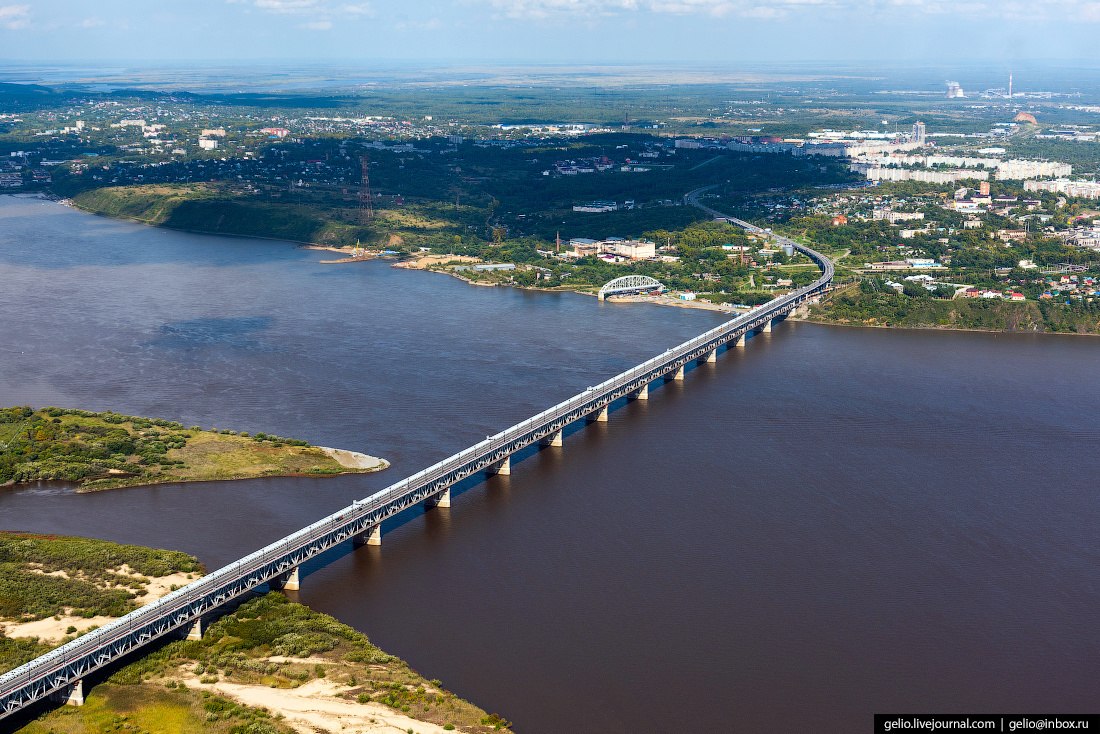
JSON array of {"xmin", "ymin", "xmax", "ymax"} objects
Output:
[
  {"xmin": 607, "ymin": 292, "xmax": 745, "ymax": 314},
  {"xmin": 302, "ymin": 244, "xmax": 384, "ymax": 264},
  {"xmin": 1, "ymin": 565, "xmax": 198, "ymax": 643},
  {"xmin": 173, "ymin": 670, "xmax": 455, "ymax": 734},
  {"xmin": 318, "ymin": 447, "xmax": 389, "ymax": 470},
  {"xmin": 393, "ymin": 254, "xmax": 481, "ymax": 270}
]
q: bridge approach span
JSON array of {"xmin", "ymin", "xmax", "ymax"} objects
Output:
[{"xmin": 0, "ymin": 209, "xmax": 833, "ymax": 720}]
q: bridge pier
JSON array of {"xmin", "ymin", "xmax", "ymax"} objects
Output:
[
  {"xmin": 666, "ymin": 365, "xmax": 685, "ymax": 381},
  {"xmin": 703, "ymin": 350, "xmax": 717, "ymax": 363},
  {"xmin": 186, "ymin": 618, "xmax": 205, "ymax": 640},
  {"xmin": 760, "ymin": 318, "xmax": 773, "ymax": 333},
  {"xmin": 51, "ymin": 680, "xmax": 84, "ymax": 707},
  {"xmin": 540, "ymin": 430, "xmax": 563, "ymax": 447},
  {"xmin": 428, "ymin": 487, "xmax": 451, "ymax": 508},
  {"xmin": 353, "ymin": 526, "xmax": 382, "ymax": 547},
  {"xmin": 630, "ymin": 384, "xmax": 649, "ymax": 401},
  {"xmin": 270, "ymin": 566, "xmax": 300, "ymax": 591},
  {"xmin": 733, "ymin": 333, "xmax": 746, "ymax": 348},
  {"xmin": 488, "ymin": 456, "xmax": 511, "ymax": 475},
  {"xmin": 586, "ymin": 406, "xmax": 608, "ymax": 423}
]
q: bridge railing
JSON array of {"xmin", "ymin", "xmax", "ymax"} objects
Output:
[{"xmin": 0, "ymin": 213, "xmax": 834, "ymax": 714}]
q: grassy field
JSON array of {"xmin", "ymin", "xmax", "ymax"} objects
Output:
[
  {"xmin": 18, "ymin": 595, "xmax": 512, "ymax": 734},
  {"xmin": 0, "ymin": 406, "xmax": 386, "ymax": 492},
  {"xmin": 17, "ymin": 684, "xmax": 297, "ymax": 734},
  {"xmin": 7, "ymin": 533, "xmax": 512, "ymax": 734},
  {"xmin": 0, "ymin": 533, "xmax": 202, "ymax": 674}
]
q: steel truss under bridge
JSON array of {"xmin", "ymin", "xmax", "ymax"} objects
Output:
[{"xmin": 0, "ymin": 193, "xmax": 834, "ymax": 723}]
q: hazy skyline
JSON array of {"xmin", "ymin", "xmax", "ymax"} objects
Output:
[{"xmin": 1, "ymin": 0, "xmax": 1099, "ymax": 65}]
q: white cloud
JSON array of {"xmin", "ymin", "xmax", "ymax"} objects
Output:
[
  {"xmin": 0, "ymin": 4, "xmax": 30, "ymax": 30},
  {"xmin": 80, "ymin": 17, "xmax": 106, "ymax": 28},
  {"xmin": 476, "ymin": 0, "xmax": 1100, "ymax": 21},
  {"xmin": 480, "ymin": 0, "xmax": 839, "ymax": 20},
  {"xmin": 233, "ymin": 0, "xmax": 373, "ymax": 27},
  {"xmin": 340, "ymin": 3, "xmax": 374, "ymax": 14},
  {"xmin": 254, "ymin": 0, "xmax": 324, "ymax": 13},
  {"xmin": 1079, "ymin": 1, "xmax": 1100, "ymax": 20},
  {"xmin": 237, "ymin": 0, "xmax": 372, "ymax": 16}
]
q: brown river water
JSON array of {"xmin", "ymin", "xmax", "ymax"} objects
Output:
[{"xmin": 1, "ymin": 196, "xmax": 1098, "ymax": 732}]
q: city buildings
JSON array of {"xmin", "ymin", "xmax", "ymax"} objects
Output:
[
  {"xmin": 572, "ymin": 201, "xmax": 618, "ymax": 213},
  {"xmin": 568, "ymin": 237, "xmax": 656, "ymax": 260},
  {"xmin": 1025, "ymin": 179, "xmax": 1100, "ymax": 198},
  {"xmin": 851, "ymin": 154, "xmax": 1070, "ymax": 182},
  {"xmin": 858, "ymin": 166, "xmax": 989, "ymax": 183},
  {"xmin": 873, "ymin": 208, "xmax": 925, "ymax": 224}
]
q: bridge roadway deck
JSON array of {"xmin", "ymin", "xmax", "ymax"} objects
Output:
[{"xmin": 0, "ymin": 213, "xmax": 833, "ymax": 720}]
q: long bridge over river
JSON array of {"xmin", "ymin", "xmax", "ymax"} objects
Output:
[{"xmin": 0, "ymin": 197, "xmax": 834, "ymax": 720}]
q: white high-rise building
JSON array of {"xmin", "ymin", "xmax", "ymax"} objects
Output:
[
  {"xmin": 946, "ymin": 81, "xmax": 965, "ymax": 99},
  {"xmin": 912, "ymin": 121, "xmax": 927, "ymax": 145}
]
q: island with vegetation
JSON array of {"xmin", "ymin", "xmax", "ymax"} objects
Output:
[
  {"xmin": 2, "ymin": 532, "xmax": 512, "ymax": 734},
  {"xmin": 0, "ymin": 407, "xmax": 387, "ymax": 492}
]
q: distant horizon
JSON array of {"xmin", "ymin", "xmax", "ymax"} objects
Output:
[
  {"xmin": 4, "ymin": 57, "xmax": 1100, "ymax": 100},
  {"xmin": 1, "ymin": 1, "xmax": 1099, "ymax": 67}
]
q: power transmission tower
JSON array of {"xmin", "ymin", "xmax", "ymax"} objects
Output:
[{"xmin": 359, "ymin": 155, "xmax": 374, "ymax": 222}]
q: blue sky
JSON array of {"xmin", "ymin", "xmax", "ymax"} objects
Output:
[{"xmin": 0, "ymin": 0, "xmax": 1098, "ymax": 64}]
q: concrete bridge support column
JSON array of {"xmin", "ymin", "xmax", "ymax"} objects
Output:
[
  {"xmin": 703, "ymin": 350, "xmax": 717, "ymax": 363},
  {"xmin": 51, "ymin": 680, "xmax": 84, "ymax": 707},
  {"xmin": 666, "ymin": 365, "xmax": 685, "ymax": 381},
  {"xmin": 429, "ymin": 488, "xmax": 451, "ymax": 508},
  {"xmin": 761, "ymin": 318, "xmax": 773, "ymax": 333},
  {"xmin": 586, "ymin": 406, "xmax": 609, "ymax": 423},
  {"xmin": 271, "ymin": 566, "xmax": 301, "ymax": 591},
  {"xmin": 733, "ymin": 333, "xmax": 746, "ymax": 348},
  {"xmin": 541, "ymin": 430, "xmax": 563, "ymax": 447},
  {"xmin": 489, "ymin": 456, "xmax": 511, "ymax": 475},
  {"xmin": 630, "ymin": 384, "xmax": 649, "ymax": 401},
  {"xmin": 353, "ymin": 526, "xmax": 382, "ymax": 547},
  {"xmin": 186, "ymin": 618, "xmax": 205, "ymax": 641}
]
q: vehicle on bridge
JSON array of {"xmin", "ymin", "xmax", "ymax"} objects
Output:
[{"xmin": 597, "ymin": 275, "xmax": 666, "ymax": 301}]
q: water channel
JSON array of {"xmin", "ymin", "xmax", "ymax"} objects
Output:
[{"xmin": 2, "ymin": 195, "xmax": 1098, "ymax": 732}]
